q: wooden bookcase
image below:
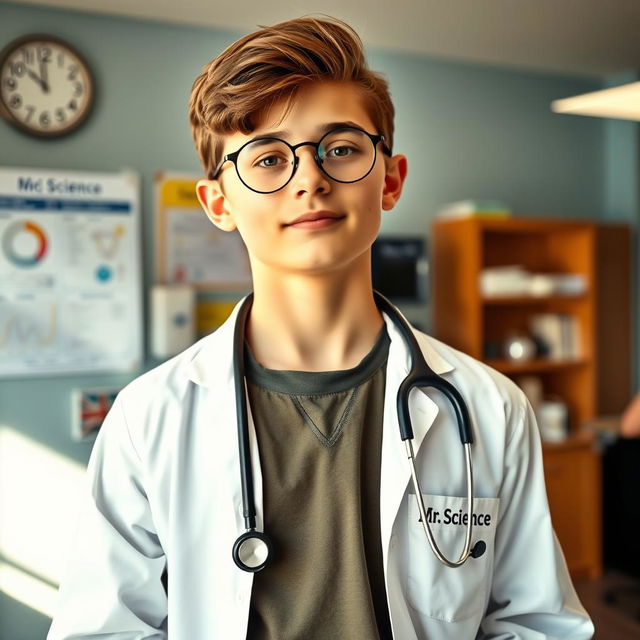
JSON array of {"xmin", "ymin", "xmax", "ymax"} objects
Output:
[{"xmin": 431, "ymin": 216, "xmax": 614, "ymax": 579}]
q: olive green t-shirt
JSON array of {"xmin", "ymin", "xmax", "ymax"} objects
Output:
[{"xmin": 244, "ymin": 326, "xmax": 393, "ymax": 640}]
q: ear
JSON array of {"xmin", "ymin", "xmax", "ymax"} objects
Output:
[
  {"xmin": 195, "ymin": 179, "xmax": 237, "ymax": 231},
  {"xmin": 381, "ymin": 154, "xmax": 408, "ymax": 211}
]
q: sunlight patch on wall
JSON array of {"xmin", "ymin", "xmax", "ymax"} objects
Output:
[
  {"xmin": 0, "ymin": 426, "xmax": 85, "ymax": 587},
  {"xmin": 0, "ymin": 560, "xmax": 58, "ymax": 618}
]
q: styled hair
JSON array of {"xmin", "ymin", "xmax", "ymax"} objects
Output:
[{"xmin": 188, "ymin": 15, "xmax": 395, "ymax": 180}]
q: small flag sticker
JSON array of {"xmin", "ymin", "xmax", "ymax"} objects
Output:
[{"xmin": 71, "ymin": 388, "xmax": 119, "ymax": 440}]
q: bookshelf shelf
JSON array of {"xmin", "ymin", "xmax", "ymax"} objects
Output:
[
  {"xmin": 432, "ymin": 216, "xmax": 604, "ymax": 579},
  {"xmin": 482, "ymin": 293, "xmax": 588, "ymax": 305},
  {"xmin": 541, "ymin": 429, "xmax": 595, "ymax": 452},
  {"xmin": 486, "ymin": 357, "xmax": 588, "ymax": 374}
]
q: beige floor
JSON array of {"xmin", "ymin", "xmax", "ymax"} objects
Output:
[{"xmin": 574, "ymin": 571, "xmax": 640, "ymax": 640}]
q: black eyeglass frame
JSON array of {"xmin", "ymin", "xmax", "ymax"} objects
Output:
[{"xmin": 211, "ymin": 126, "xmax": 392, "ymax": 194}]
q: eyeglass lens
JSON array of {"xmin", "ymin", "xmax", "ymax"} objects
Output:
[{"xmin": 235, "ymin": 127, "xmax": 377, "ymax": 193}]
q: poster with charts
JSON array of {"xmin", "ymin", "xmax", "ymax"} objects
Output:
[
  {"xmin": 0, "ymin": 166, "xmax": 143, "ymax": 377},
  {"xmin": 155, "ymin": 173, "xmax": 252, "ymax": 289}
]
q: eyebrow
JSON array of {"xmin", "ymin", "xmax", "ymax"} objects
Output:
[{"xmin": 249, "ymin": 121, "xmax": 363, "ymax": 143}]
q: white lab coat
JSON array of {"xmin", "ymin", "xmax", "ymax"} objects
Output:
[{"xmin": 49, "ymin": 298, "xmax": 594, "ymax": 639}]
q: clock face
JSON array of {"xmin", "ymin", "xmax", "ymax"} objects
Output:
[{"xmin": 0, "ymin": 35, "xmax": 94, "ymax": 137}]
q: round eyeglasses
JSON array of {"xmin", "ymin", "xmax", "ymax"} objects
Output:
[{"xmin": 212, "ymin": 126, "xmax": 391, "ymax": 194}]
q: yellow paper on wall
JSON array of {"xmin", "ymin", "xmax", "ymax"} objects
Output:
[{"xmin": 196, "ymin": 300, "xmax": 237, "ymax": 336}]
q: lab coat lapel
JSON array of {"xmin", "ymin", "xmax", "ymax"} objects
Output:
[
  {"xmin": 187, "ymin": 296, "xmax": 264, "ymax": 534},
  {"xmin": 379, "ymin": 312, "xmax": 449, "ymax": 562}
]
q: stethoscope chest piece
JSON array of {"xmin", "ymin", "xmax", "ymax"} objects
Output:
[{"xmin": 232, "ymin": 530, "xmax": 273, "ymax": 572}]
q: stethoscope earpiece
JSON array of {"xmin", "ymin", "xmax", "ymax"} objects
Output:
[
  {"xmin": 470, "ymin": 540, "xmax": 486, "ymax": 559},
  {"xmin": 232, "ymin": 530, "xmax": 273, "ymax": 573}
]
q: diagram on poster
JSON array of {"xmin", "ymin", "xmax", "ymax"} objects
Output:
[{"xmin": 0, "ymin": 167, "xmax": 143, "ymax": 377}]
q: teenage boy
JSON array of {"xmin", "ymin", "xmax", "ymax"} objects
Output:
[{"xmin": 49, "ymin": 16, "xmax": 594, "ymax": 640}]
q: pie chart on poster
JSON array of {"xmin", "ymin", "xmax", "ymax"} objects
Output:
[
  {"xmin": 96, "ymin": 265, "xmax": 113, "ymax": 282},
  {"xmin": 2, "ymin": 220, "xmax": 49, "ymax": 267}
]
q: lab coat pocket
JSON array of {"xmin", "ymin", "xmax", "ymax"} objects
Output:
[{"xmin": 406, "ymin": 494, "xmax": 500, "ymax": 622}]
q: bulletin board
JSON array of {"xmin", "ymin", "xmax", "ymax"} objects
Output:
[
  {"xmin": 0, "ymin": 166, "xmax": 143, "ymax": 378},
  {"xmin": 154, "ymin": 173, "xmax": 252, "ymax": 290}
]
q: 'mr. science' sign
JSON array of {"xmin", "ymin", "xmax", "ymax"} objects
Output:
[
  {"xmin": 16, "ymin": 174, "xmax": 103, "ymax": 195},
  {"xmin": 1, "ymin": 169, "xmax": 132, "ymax": 213}
]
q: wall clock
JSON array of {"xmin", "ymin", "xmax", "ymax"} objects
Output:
[{"xmin": 0, "ymin": 34, "xmax": 95, "ymax": 138}]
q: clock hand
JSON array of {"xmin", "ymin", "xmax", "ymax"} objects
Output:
[
  {"xmin": 38, "ymin": 53, "xmax": 50, "ymax": 93},
  {"xmin": 25, "ymin": 67, "xmax": 46, "ymax": 92}
]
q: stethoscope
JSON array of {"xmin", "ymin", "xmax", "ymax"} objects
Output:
[{"xmin": 231, "ymin": 290, "xmax": 486, "ymax": 573}]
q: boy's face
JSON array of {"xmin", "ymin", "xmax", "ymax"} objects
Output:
[{"xmin": 196, "ymin": 81, "xmax": 407, "ymax": 280}]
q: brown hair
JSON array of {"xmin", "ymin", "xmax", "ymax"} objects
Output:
[{"xmin": 188, "ymin": 16, "xmax": 395, "ymax": 180}]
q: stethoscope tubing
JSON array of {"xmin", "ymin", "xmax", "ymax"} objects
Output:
[
  {"xmin": 373, "ymin": 291, "xmax": 476, "ymax": 567},
  {"xmin": 233, "ymin": 294, "xmax": 258, "ymax": 532},
  {"xmin": 231, "ymin": 290, "xmax": 478, "ymax": 572},
  {"xmin": 406, "ymin": 440, "xmax": 475, "ymax": 567}
]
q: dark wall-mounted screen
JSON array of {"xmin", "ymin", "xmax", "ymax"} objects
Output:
[{"xmin": 371, "ymin": 237, "xmax": 427, "ymax": 303}]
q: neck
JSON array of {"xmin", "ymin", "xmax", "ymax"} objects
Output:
[{"xmin": 246, "ymin": 256, "xmax": 384, "ymax": 372}]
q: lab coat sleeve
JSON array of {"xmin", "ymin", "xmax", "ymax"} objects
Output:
[
  {"xmin": 47, "ymin": 394, "xmax": 168, "ymax": 639},
  {"xmin": 479, "ymin": 397, "xmax": 594, "ymax": 639}
]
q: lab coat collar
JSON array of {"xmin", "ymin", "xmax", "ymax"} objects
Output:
[
  {"xmin": 379, "ymin": 304, "xmax": 454, "ymax": 378},
  {"xmin": 186, "ymin": 294, "xmax": 455, "ymax": 388},
  {"xmin": 186, "ymin": 297, "xmax": 244, "ymax": 390}
]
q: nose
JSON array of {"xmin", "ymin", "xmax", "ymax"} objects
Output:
[{"xmin": 291, "ymin": 145, "xmax": 331, "ymax": 196}]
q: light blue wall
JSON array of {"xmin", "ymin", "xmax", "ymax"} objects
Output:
[
  {"xmin": 602, "ymin": 72, "xmax": 640, "ymax": 384},
  {"xmin": 603, "ymin": 70, "xmax": 640, "ymax": 226},
  {"xmin": 0, "ymin": 1, "xmax": 623, "ymax": 637},
  {"xmin": 373, "ymin": 51, "xmax": 605, "ymax": 233}
]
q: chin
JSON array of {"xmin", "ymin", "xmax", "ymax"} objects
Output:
[{"xmin": 302, "ymin": 252, "xmax": 370, "ymax": 276}]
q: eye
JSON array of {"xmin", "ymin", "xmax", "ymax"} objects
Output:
[
  {"xmin": 326, "ymin": 145, "xmax": 357, "ymax": 159},
  {"xmin": 255, "ymin": 154, "xmax": 288, "ymax": 169}
]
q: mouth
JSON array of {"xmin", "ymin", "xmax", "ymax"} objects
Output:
[{"xmin": 283, "ymin": 211, "xmax": 346, "ymax": 229}]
